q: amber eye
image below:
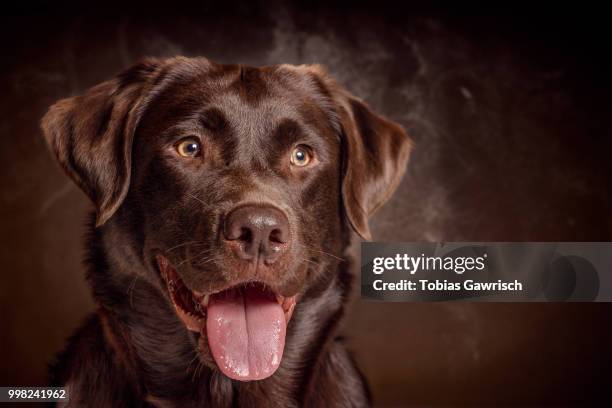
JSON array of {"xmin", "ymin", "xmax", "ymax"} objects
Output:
[
  {"xmin": 290, "ymin": 145, "xmax": 313, "ymax": 167},
  {"xmin": 176, "ymin": 138, "xmax": 202, "ymax": 157}
]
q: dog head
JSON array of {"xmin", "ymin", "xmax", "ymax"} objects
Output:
[{"xmin": 41, "ymin": 57, "xmax": 411, "ymax": 381}]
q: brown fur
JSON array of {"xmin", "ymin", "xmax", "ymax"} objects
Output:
[{"xmin": 42, "ymin": 57, "xmax": 411, "ymax": 407}]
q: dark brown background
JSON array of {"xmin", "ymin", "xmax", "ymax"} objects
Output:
[{"xmin": 1, "ymin": 4, "xmax": 611, "ymax": 406}]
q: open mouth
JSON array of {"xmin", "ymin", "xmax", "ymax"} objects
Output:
[{"xmin": 156, "ymin": 255, "xmax": 297, "ymax": 381}]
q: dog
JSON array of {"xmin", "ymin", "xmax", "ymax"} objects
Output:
[{"xmin": 41, "ymin": 56, "xmax": 411, "ymax": 407}]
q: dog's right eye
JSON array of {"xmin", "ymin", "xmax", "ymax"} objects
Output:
[{"xmin": 176, "ymin": 138, "xmax": 202, "ymax": 158}]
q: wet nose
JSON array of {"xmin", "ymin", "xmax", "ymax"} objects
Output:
[{"xmin": 223, "ymin": 205, "xmax": 290, "ymax": 264}]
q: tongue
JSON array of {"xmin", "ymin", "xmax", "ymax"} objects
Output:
[{"xmin": 206, "ymin": 285, "xmax": 287, "ymax": 381}]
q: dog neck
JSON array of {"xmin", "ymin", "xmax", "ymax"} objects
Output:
[{"xmin": 86, "ymin": 215, "xmax": 355, "ymax": 406}]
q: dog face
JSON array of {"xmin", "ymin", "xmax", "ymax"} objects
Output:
[{"xmin": 41, "ymin": 57, "xmax": 411, "ymax": 381}]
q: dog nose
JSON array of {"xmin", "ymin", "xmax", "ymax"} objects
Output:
[{"xmin": 223, "ymin": 205, "xmax": 290, "ymax": 264}]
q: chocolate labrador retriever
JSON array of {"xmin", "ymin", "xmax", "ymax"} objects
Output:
[{"xmin": 41, "ymin": 56, "xmax": 411, "ymax": 407}]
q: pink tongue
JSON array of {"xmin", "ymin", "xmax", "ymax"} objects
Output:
[{"xmin": 206, "ymin": 286, "xmax": 286, "ymax": 381}]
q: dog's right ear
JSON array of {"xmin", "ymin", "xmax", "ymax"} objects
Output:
[
  {"xmin": 41, "ymin": 59, "xmax": 164, "ymax": 227},
  {"xmin": 295, "ymin": 65, "xmax": 413, "ymax": 241}
]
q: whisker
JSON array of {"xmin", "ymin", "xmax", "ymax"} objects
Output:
[
  {"xmin": 310, "ymin": 249, "xmax": 345, "ymax": 261},
  {"xmin": 177, "ymin": 253, "xmax": 217, "ymax": 268},
  {"xmin": 175, "ymin": 248, "xmax": 216, "ymax": 268},
  {"xmin": 301, "ymin": 258, "xmax": 321, "ymax": 267},
  {"xmin": 187, "ymin": 193, "xmax": 207, "ymax": 205},
  {"xmin": 296, "ymin": 244, "xmax": 345, "ymax": 261},
  {"xmin": 165, "ymin": 241, "xmax": 208, "ymax": 253},
  {"xmin": 192, "ymin": 248, "xmax": 216, "ymax": 257},
  {"xmin": 195, "ymin": 257, "xmax": 219, "ymax": 267}
]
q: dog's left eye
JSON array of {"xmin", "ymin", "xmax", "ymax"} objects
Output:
[
  {"xmin": 176, "ymin": 138, "xmax": 202, "ymax": 158},
  {"xmin": 290, "ymin": 145, "xmax": 313, "ymax": 167}
]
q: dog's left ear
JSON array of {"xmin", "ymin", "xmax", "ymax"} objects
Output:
[
  {"xmin": 304, "ymin": 66, "xmax": 413, "ymax": 240},
  {"xmin": 41, "ymin": 59, "xmax": 164, "ymax": 227}
]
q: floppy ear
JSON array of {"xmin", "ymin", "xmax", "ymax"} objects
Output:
[
  {"xmin": 41, "ymin": 59, "xmax": 163, "ymax": 227},
  {"xmin": 307, "ymin": 66, "xmax": 413, "ymax": 240}
]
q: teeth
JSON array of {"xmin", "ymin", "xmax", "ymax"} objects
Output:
[
  {"xmin": 185, "ymin": 310, "xmax": 203, "ymax": 320},
  {"xmin": 187, "ymin": 294, "xmax": 208, "ymax": 316}
]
